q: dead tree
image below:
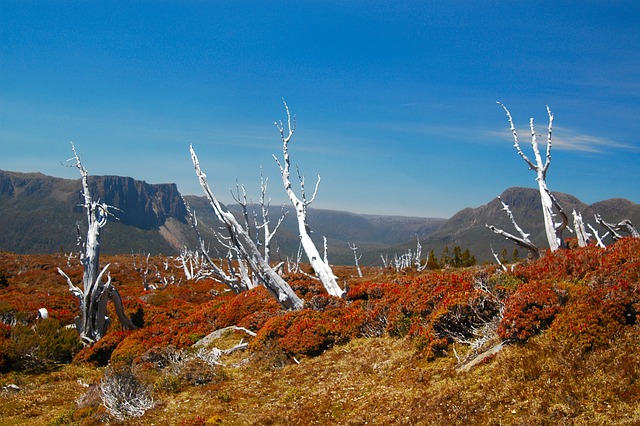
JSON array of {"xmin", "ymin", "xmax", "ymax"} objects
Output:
[
  {"xmin": 174, "ymin": 248, "xmax": 198, "ymax": 281},
  {"xmin": 486, "ymin": 196, "xmax": 540, "ymax": 259},
  {"xmin": 231, "ymin": 176, "xmax": 287, "ymax": 278},
  {"xmin": 57, "ymin": 143, "xmax": 135, "ymax": 345},
  {"xmin": 348, "ymin": 243, "xmax": 363, "ymax": 278},
  {"xmin": 572, "ymin": 210, "xmax": 591, "ymax": 247},
  {"xmin": 498, "ymin": 103, "xmax": 566, "ymax": 250},
  {"xmin": 414, "ymin": 237, "xmax": 429, "ymax": 271},
  {"xmin": 595, "ymin": 214, "xmax": 640, "ymax": 241},
  {"xmin": 190, "ymin": 145, "xmax": 304, "ymax": 310},
  {"xmin": 274, "ymin": 101, "xmax": 345, "ymax": 299},
  {"xmin": 286, "ymin": 243, "xmax": 304, "ymax": 274},
  {"xmin": 185, "ymin": 201, "xmax": 254, "ymax": 292},
  {"xmin": 256, "ymin": 168, "xmax": 287, "ymax": 267}
]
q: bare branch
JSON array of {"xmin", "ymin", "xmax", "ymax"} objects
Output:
[
  {"xmin": 544, "ymin": 186, "xmax": 567, "ymax": 248},
  {"xmin": 588, "ymin": 223, "xmax": 608, "ymax": 248},
  {"xmin": 595, "ymin": 214, "xmax": 640, "ymax": 240},
  {"xmin": 486, "ymin": 224, "xmax": 540, "ymax": 259},
  {"xmin": 497, "ymin": 102, "xmax": 536, "ymax": 170},
  {"xmin": 544, "ymin": 105, "xmax": 553, "ymax": 174},
  {"xmin": 348, "ymin": 242, "xmax": 363, "ymax": 278},
  {"xmin": 617, "ymin": 220, "xmax": 640, "ymax": 238},
  {"xmin": 486, "ymin": 197, "xmax": 540, "ymax": 259},
  {"xmin": 490, "ymin": 246, "xmax": 507, "ymax": 272},
  {"xmin": 595, "ymin": 213, "xmax": 624, "ymax": 241}
]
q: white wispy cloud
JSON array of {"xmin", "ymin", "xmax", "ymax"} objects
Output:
[{"xmin": 486, "ymin": 126, "xmax": 636, "ymax": 154}]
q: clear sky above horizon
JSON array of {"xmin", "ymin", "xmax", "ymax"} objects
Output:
[{"xmin": 1, "ymin": 1, "xmax": 639, "ymax": 218}]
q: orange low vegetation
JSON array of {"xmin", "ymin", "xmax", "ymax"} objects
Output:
[{"xmin": 0, "ymin": 238, "xmax": 639, "ymax": 424}]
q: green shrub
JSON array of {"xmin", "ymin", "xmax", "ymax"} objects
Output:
[
  {"xmin": 0, "ymin": 267, "xmax": 9, "ymax": 288},
  {"xmin": 6, "ymin": 318, "xmax": 82, "ymax": 370}
]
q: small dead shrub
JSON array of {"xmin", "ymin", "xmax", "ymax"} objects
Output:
[
  {"xmin": 99, "ymin": 366, "xmax": 155, "ymax": 421},
  {"xmin": 178, "ymin": 358, "xmax": 226, "ymax": 386}
]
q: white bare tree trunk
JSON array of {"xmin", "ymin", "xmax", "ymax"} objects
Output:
[
  {"xmin": 348, "ymin": 243, "xmax": 363, "ymax": 278},
  {"xmin": 57, "ymin": 143, "xmax": 135, "ymax": 345},
  {"xmin": 273, "ymin": 102, "xmax": 345, "ymax": 299},
  {"xmin": 190, "ymin": 145, "xmax": 303, "ymax": 310},
  {"xmin": 498, "ymin": 103, "xmax": 565, "ymax": 251},
  {"xmin": 572, "ymin": 210, "xmax": 591, "ymax": 247}
]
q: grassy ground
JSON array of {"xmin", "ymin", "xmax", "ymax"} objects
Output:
[{"xmin": 2, "ymin": 328, "xmax": 639, "ymax": 425}]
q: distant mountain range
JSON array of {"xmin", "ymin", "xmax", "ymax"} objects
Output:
[{"xmin": 1, "ymin": 170, "xmax": 638, "ymax": 265}]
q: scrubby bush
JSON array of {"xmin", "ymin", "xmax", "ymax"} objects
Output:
[
  {"xmin": 252, "ymin": 308, "xmax": 365, "ymax": 358},
  {"xmin": 550, "ymin": 279, "xmax": 639, "ymax": 352},
  {"xmin": 3, "ymin": 317, "xmax": 81, "ymax": 370},
  {"xmin": 497, "ymin": 281, "xmax": 564, "ymax": 341},
  {"xmin": 499, "ymin": 238, "xmax": 640, "ymax": 347},
  {"xmin": 100, "ymin": 366, "xmax": 155, "ymax": 421},
  {"xmin": 0, "ymin": 266, "xmax": 9, "ymax": 288},
  {"xmin": 213, "ymin": 286, "xmax": 281, "ymax": 330},
  {"xmin": 74, "ymin": 329, "xmax": 131, "ymax": 366},
  {"xmin": 0, "ymin": 322, "xmax": 12, "ymax": 371}
]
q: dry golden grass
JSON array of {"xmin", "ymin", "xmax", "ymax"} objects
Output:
[
  {"xmin": 3, "ymin": 328, "xmax": 639, "ymax": 425},
  {"xmin": 0, "ymin": 363, "xmax": 103, "ymax": 425}
]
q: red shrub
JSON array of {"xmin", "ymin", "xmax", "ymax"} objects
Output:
[
  {"xmin": 592, "ymin": 237, "xmax": 640, "ymax": 286},
  {"xmin": 551, "ymin": 279, "xmax": 639, "ymax": 351},
  {"xmin": 386, "ymin": 272, "xmax": 476, "ymax": 337},
  {"xmin": 348, "ymin": 272, "xmax": 500, "ymax": 358},
  {"xmin": 252, "ymin": 307, "xmax": 365, "ymax": 358},
  {"xmin": 500, "ymin": 238, "xmax": 640, "ymax": 345},
  {"xmin": 74, "ymin": 330, "xmax": 131, "ymax": 366},
  {"xmin": 214, "ymin": 286, "xmax": 281, "ymax": 330},
  {"xmin": 498, "ymin": 281, "xmax": 564, "ymax": 341},
  {"xmin": 110, "ymin": 325, "xmax": 168, "ymax": 365},
  {"xmin": 512, "ymin": 244, "xmax": 603, "ymax": 284}
]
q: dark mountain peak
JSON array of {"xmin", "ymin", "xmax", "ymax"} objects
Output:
[
  {"xmin": 589, "ymin": 198, "xmax": 640, "ymax": 220},
  {"xmin": 85, "ymin": 175, "xmax": 187, "ymax": 229}
]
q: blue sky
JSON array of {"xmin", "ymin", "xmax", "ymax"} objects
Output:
[{"xmin": 1, "ymin": 1, "xmax": 639, "ymax": 218}]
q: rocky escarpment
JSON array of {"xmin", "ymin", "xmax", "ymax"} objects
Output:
[
  {"xmin": 0, "ymin": 170, "xmax": 191, "ymax": 254},
  {"xmin": 83, "ymin": 176, "xmax": 187, "ymax": 229}
]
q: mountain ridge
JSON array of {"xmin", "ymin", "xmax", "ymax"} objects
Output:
[{"xmin": 1, "ymin": 170, "xmax": 638, "ymax": 265}]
